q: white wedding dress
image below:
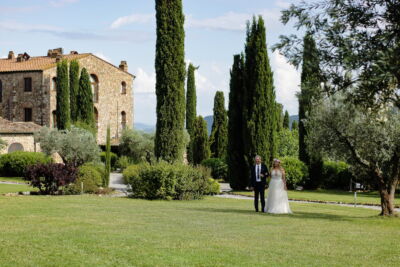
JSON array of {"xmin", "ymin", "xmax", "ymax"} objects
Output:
[{"xmin": 265, "ymin": 169, "xmax": 292, "ymax": 214}]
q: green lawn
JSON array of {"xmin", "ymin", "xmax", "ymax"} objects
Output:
[
  {"xmin": 0, "ymin": 195, "xmax": 399, "ymax": 267},
  {"xmin": 0, "ymin": 184, "xmax": 34, "ymax": 194},
  {"xmin": 0, "ymin": 177, "xmax": 27, "ymax": 183},
  {"xmin": 230, "ymin": 189, "xmax": 400, "ymax": 207}
]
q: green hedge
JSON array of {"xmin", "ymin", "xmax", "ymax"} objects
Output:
[
  {"xmin": 100, "ymin": 152, "xmax": 117, "ymax": 170},
  {"xmin": 281, "ymin": 157, "xmax": 309, "ymax": 189},
  {"xmin": 322, "ymin": 161, "xmax": 354, "ymax": 190},
  {"xmin": 116, "ymin": 156, "xmax": 132, "ymax": 171},
  {"xmin": 201, "ymin": 158, "xmax": 228, "ymax": 181},
  {"xmin": 67, "ymin": 163, "xmax": 103, "ymax": 194},
  {"xmin": 0, "ymin": 152, "xmax": 52, "ymax": 177},
  {"xmin": 123, "ymin": 162, "xmax": 220, "ymax": 200}
]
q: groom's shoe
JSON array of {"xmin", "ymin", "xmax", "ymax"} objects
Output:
[{"xmin": 255, "ymin": 209, "xmax": 259, "ymax": 212}]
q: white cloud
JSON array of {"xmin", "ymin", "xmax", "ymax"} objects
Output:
[
  {"xmin": 93, "ymin": 52, "xmax": 111, "ymax": 63},
  {"xmin": 110, "ymin": 13, "xmax": 154, "ymax": 29},
  {"xmin": 49, "ymin": 0, "xmax": 79, "ymax": 8},
  {"xmin": 134, "ymin": 68, "xmax": 156, "ymax": 94},
  {"xmin": 275, "ymin": 0, "xmax": 291, "ymax": 9},
  {"xmin": 271, "ymin": 51, "xmax": 300, "ymax": 115}
]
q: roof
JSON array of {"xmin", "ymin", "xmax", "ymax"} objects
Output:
[
  {"xmin": 0, "ymin": 117, "xmax": 42, "ymax": 134},
  {"xmin": 0, "ymin": 53, "xmax": 90, "ymax": 73}
]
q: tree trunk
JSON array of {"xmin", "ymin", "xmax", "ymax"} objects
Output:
[{"xmin": 377, "ymin": 172, "xmax": 398, "ymax": 216}]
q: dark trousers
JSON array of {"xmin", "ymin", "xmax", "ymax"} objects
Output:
[{"xmin": 254, "ymin": 182, "xmax": 265, "ymax": 212}]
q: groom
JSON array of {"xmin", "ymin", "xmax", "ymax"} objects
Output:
[{"xmin": 250, "ymin": 155, "xmax": 269, "ymax": 212}]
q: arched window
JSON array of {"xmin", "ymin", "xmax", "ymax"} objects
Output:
[
  {"xmin": 94, "ymin": 107, "xmax": 99, "ymax": 129},
  {"xmin": 52, "ymin": 110, "xmax": 57, "ymax": 128},
  {"xmin": 121, "ymin": 81, "xmax": 127, "ymax": 95},
  {"xmin": 90, "ymin": 74, "xmax": 99, "ymax": 103},
  {"xmin": 8, "ymin": 143, "xmax": 24, "ymax": 153},
  {"xmin": 0, "ymin": 80, "xmax": 2, "ymax": 103},
  {"xmin": 121, "ymin": 111, "xmax": 126, "ymax": 129},
  {"xmin": 52, "ymin": 77, "xmax": 57, "ymax": 91}
]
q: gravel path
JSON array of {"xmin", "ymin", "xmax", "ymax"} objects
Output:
[{"xmin": 109, "ymin": 172, "xmax": 129, "ymax": 197}]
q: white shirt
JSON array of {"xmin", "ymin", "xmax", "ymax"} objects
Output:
[{"xmin": 255, "ymin": 164, "xmax": 261, "ymax": 182}]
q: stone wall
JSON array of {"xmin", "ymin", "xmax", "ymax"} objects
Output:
[{"xmin": 0, "ymin": 133, "xmax": 39, "ymax": 154}]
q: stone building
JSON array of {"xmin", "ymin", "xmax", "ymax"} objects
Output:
[{"xmin": 0, "ymin": 48, "xmax": 134, "ymax": 145}]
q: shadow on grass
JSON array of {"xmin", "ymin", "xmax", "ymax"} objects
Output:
[{"xmin": 192, "ymin": 207, "xmax": 375, "ymax": 221}]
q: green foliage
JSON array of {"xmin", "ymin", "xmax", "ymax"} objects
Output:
[
  {"xmin": 35, "ymin": 126, "xmax": 100, "ymax": 167},
  {"xmin": 69, "ymin": 60, "xmax": 80, "ymax": 122},
  {"xmin": 56, "ymin": 59, "xmax": 70, "ymax": 130},
  {"xmin": 209, "ymin": 91, "xmax": 228, "ymax": 159},
  {"xmin": 104, "ymin": 126, "xmax": 111, "ymax": 187},
  {"xmin": 281, "ymin": 156, "xmax": 309, "ymax": 189},
  {"xmin": 77, "ymin": 68, "xmax": 94, "ymax": 128},
  {"xmin": 124, "ymin": 162, "xmax": 214, "ymax": 200},
  {"xmin": 69, "ymin": 163, "xmax": 103, "ymax": 194},
  {"xmin": 283, "ymin": 110, "xmax": 290, "ymax": 129},
  {"xmin": 116, "ymin": 156, "xmax": 131, "ymax": 171},
  {"xmin": 277, "ymin": 128, "xmax": 299, "ymax": 158},
  {"xmin": 201, "ymin": 158, "xmax": 228, "ymax": 181},
  {"xmin": 0, "ymin": 152, "xmax": 52, "ymax": 177},
  {"xmin": 227, "ymin": 54, "xmax": 248, "ymax": 190},
  {"xmin": 275, "ymin": 103, "xmax": 284, "ymax": 133},
  {"xmin": 100, "ymin": 151, "xmax": 117, "ymax": 170},
  {"xmin": 322, "ymin": 161, "xmax": 354, "ymax": 190},
  {"xmin": 119, "ymin": 129, "xmax": 155, "ymax": 163},
  {"xmin": 186, "ymin": 63, "xmax": 197, "ymax": 163},
  {"xmin": 155, "ymin": 0, "xmax": 186, "ymax": 163},
  {"xmin": 73, "ymin": 120, "xmax": 96, "ymax": 137},
  {"xmin": 291, "ymin": 120, "xmax": 298, "ymax": 131},
  {"xmin": 243, "ymin": 16, "xmax": 276, "ymax": 167},
  {"xmin": 0, "ymin": 138, "xmax": 6, "ymax": 151},
  {"xmin": 192, "ymin": 116, "xmax": 210, "ymax": 165}
]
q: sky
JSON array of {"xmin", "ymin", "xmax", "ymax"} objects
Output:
[{"xmin": 0, "ymin": 0, "xmax": 303, "ymax": 125}]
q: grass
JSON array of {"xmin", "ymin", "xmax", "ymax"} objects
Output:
[
  {"xmin": 0, "ymin": 177, "xmax": 27, "ymax": 183},
  {"xmin": 0, "ymin": 195, "xmax": 399, "ymax": 267},
  {"xmin": 0, "ymin": 184, "xmax": 34, "ymax": 194},
  {"xmin": 230, "ymin": 189, "xmax": 400, "ymax": 207}
]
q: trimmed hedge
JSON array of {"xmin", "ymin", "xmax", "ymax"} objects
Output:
[
  {"xmin": 100, "ymin": 151, "xmax": 117, "ymax": 170},
  {"xmin": 201, "ymin": 158, "xmax": 228, "ymax": 181},
  {"xmin": 123, "ymin": 162, "xmax": 220, "ymax": 200},
  {"xmin": 0, "ymin": 152, "xmax": 52, "ymax": 177},
  {"xmin": 281, "ymin": 157, "xmax": 309, "ymax": 189}
]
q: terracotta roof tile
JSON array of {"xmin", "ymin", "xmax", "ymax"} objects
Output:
[
  {"xmin": 0, "ymin": 117, "xmax": 42, "ymax": 133},
  {"xmin": 0, "ymin": 54, "xmax": 90, "ymax": 73}
]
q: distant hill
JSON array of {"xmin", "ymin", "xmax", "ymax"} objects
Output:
[
  {"xmin": 134, "ymin": 122, "xmax": 155, "ymax": 133},
  {"xmin": 204, "ymin": 115, "xmax": 213, "ymax": 136}
]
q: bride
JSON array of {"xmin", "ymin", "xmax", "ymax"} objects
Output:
[{"xmin": 265, "ymin": 159, "xmax": 292, "ymax": 214}]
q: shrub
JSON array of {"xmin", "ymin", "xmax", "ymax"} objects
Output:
[
  {"xmin": 68, "ymin": 163, "xmax": 103, "ymax": 194},
  {"xmin": 201, "ymin": 158, "xmax": 228, "ymax": 181},
  {"xmin": 281, "ymin": 157, "xmax": 309, "ymax": 189},
  {"xmin": 25, "ymin": 163, "xmax": 77, "ymax": 195},
  {"xmin": 0, "ymin": 152, "xmax": 52, "ymax": 177},
  {"xmin": 125, "ymin": 162, "xmax": 217, "ymax": 200},
  {"xmin": 119, "ymin": 129, "xmax": 155, "ymax": 163},
  {"xmin": 322, "ymin": 161, "xmax": 354, "ymax": 190},
  {"xmin": 116, "ymin": 156, "xmax": 131, "ymax": 171},
  {"xmin": 100, "ymin": 152, "xmax": 117, "ymax": 170}
]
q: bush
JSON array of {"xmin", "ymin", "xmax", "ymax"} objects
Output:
[
  {"xmin": 116, "ymin": 156, "xmax": 131, "ymax": 171},
  {"xmin": 0, "ymin": 152, "xmax": 52, "ymax": 177},
  {"xmin": 25, "ymin": 163, "xmax": 77, "ymax": 195},
  {"xmin": 322, "ymin": 161, "xmax": 354, "ymax": 190},
  {"xmin": 68, "ymin": 163, "xmax": 103, "ymax": 194},
  {"xmin": 119, "ymin": 129, "xmax": 155, "ymax": 163},
  {"xmin": 201, "ymin": 158, "xmax": 228, "ymax": 181},
  {"xmin": 100, "ymin": 151, "xmax": 117, "ymax": 170},
  {"xmin": 124, "ymin": 162, "xmax": 218, "ymax": 200},
  {"xmin": 281, "ymin": 157, "xmax": 309, "ymax": 189}
]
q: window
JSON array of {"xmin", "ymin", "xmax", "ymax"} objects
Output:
[
  {"xmin": 52, "ymin": 77, "xmax": 57, "ymax": 91},
  {"xmin": 24, "ymin": 108, "xmax": 32, "ymax": 122},
  {"xmin": 24, "ymin": 77, "xmax": 32, "ymax": 92},
  {"xmin": 121, "ymin": 111, "xmax": 126, "ymax": 129},
  {"xmin": 52, "ymin": 110, "xmax": 57, "ymax": 128},
  {"xmin": 8, "ymin": 143, "xmax": 24, "ymax": 153},
  {"xmin": 121, "ymin": 81, "xmax": 127, "ymax": 95},
  {"xmin": 0, "ymin": 80, "xmax": 2, "ymax": 103},
  {"xmin": 90, "ymin": 74, "xmax": 99, "ymax": 103}
]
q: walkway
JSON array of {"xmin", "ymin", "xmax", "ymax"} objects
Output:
[{"xmin": 109, "ymin": 172, "xmax": 129, "ymax": 196}]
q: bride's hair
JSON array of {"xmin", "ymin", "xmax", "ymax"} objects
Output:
[{"xmin": 272, "ymin": 158, "xmax": 284, "ymax": 172}]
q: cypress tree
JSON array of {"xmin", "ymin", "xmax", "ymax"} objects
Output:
[
  {"xmin": 227, "ymin": 54, "xmax": 248, "ymax": 190},
  {"xmin": 104, "ymin": 125, "xmax": 111, "ymax": 187},
  {"xmin": 56, "ymin": 59, "xmax": 70, "ymax": 130},
  {"xmin": 192, "ymin": 116, "xmax": 210, "ymax": 165},
  {"xmin": 209, "ymin": 91, "xmax": 228, "ymax": 158},
  {"xmin": 77, "ymin": 68, "xmax": 94, "ymax": 128},
  {"xmin": 186, "ymin": 63, "xmax": 197, "ymax": 163},
  {"xmin": 69, "ymin": 60, "xmax": 80, "ymax": 122},
  {"xmin": 283, "ymin": 110, "xmax": 290, "ymax": 129},
  {"xmin": 155, "ymin": 0, "xmax": 186, "ymax": 163},
  {"xmin": 243, "ymin": 16, "xmax": 276, "ymax": 167},
  {"xmin": 275, "ymin": 103, "xmax": 284, "ymax": 133},
  {"xmin": 299, "ymin": 32, "xmax": 323, "ymax": 189},
  {"xmin": 291, "ymin": 120, "xmax": 298, "ymax": 131}
]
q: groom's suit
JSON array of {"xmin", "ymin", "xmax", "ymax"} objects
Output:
[{"xmin": 250, "ymin": 163, "xmax": 269, "ymax": 212}]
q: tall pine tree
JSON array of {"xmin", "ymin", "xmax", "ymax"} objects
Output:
[
  {"xmin": 299, "ymin": 32, "xmax": 323, "ymax": 189},
  {"xmin": 243, "ymin": 16, "xmax": 276, "ymax": 167},
  {"xmin": 69, "ymin": 60, "xmax": 79, "ymax": 122},
  {"xmin": 283, "ymin": 110, "xmax": 290, "ymax": 129},
  {"xmin": 155, "ymin": 0, "xmax": 186, "ymax": 163},
  {"xmin": 209, "ymin": 91, "xmax": 227, "ymax": 158},
  {"xmin": 77, "ymin": 68, "xmax": 94, "ymax": 128},
  {"xmin": 56, "ymin": 59, "xmax": 70, "ymax": 130},
  {"xmin": 186, "ymin": 63, "xmax": 197, "ymax": 163},
  {"xmin": 192, "ymin": 116, "xmax": 210, "ymax": 165}
]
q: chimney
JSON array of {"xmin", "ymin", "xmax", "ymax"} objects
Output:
[
  {"xmin": 16, "ymin": 54, "xmax": 24, "ymax": 62},
  {"xmin": 48, "ymin": 48, "xmax": 64, "ymax": 58},
  {"xmin": 70, "ymin": 51, "xmax": 78, "ymax": 55},
  {"xmin": 8, "ymin": 51, "xmax": 15, "ymax": 60},
  {"xmin": 119, "ymin": 61, "xmax": 128, "ymax": 72},
  {"xmin": 56, "ymin": 55, "xmax": 62, "ymax": 62}
]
